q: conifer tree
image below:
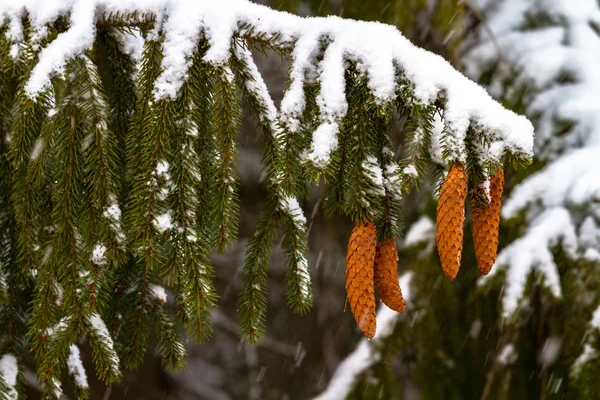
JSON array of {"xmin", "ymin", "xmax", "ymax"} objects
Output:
[{"xmin": 0, "ymin": 0, "xmax": 533, "ymax": 398}]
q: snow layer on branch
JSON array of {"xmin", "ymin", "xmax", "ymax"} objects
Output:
[
  {"xmin": 66, "ymin": 345, "xmax": 89, "ymax": 390},
  {"xmin": 571, "ymin": 306, "xmax": 600, "ymax": 376},
  {"xmin": 314, "ymin": 273, "xmax": 413, "ymax": 400},
  {"xmin": 480, "ymin": 208, "xmax": 577, "ymax": 318},
  {"xmin": 572, "ymin": 343, "xmax": 597, "ymax": 377},
  {"xmin": 0, "ymin": 354, "xmax": 18, "ymax": 400},
  {"xmin": 87, "ymin": 312, "xmax": 120, "ymax": 372},
  {"xmin": 115, "ymin": 28, "xmax": 144, "ymax": 62},
  {"xmin": 502, "ymin": 147, "xmax": 600, "ymax": 220},
  {"xmin": 0, "ymin": 0, "xmax": 532, "ymax": 167},
  {"xmin": 149, "ymin": 284, "xmax": 168, "ymax": 304}
]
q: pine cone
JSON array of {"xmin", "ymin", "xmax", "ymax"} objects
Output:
[
  {"xmin": 471, "ymin": 169, "xmax": 504, "ymax": 275},
  {"xmin": 374, "ymin": 237, "xmax": 405, "ymax": 313},
  {"xmin": 436, "ymin": 162, "xmax": 468, "ymax": 280},
  {"xmin": 346, "ymin": 219, "xmax": 377, "ymax": 338}
]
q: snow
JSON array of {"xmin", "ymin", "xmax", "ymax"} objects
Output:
[
  {"xmin": 30, "ymin": 137, "xmax": 46, "ymax": 160},
  {"xmin": 402, "ymin": 164, "xmax": 418, "ymax": 178},
  {"xmin": 115, "ymin": 28, "xmax": 144, "ymax": 62},
  {"xmin": 91, "ymin": 244, "xmax": 107, "ymax": 266},
  {"xmin": 154, "ymin": 211, "xmax": 174, "ymax": 233},
  {"xmin": 104, "ymin": 202, "xmax": 122, "ymax": 223},
  {"xmin": 87, "ymin": 312, "xmax": 120, "ymax": 371},
  {"xmin": 149, "ymin": 284, "xmax": 168, "ymax": 304},
  {"xmin": 1, "ymin": 0, "xmax": 533, "ymax": 170},
  {"xmin": 103, "ymin": 201, "xmax": 125, "ymax": 243},
  {"xmin": 66, "ymin": 345, "xmax": 89, "ymax": 389},
  {"xmin": 480, "ymin": 208, "xmax": 576, "ymax": 318},
  {"xmin": 47, "ymin": 316, "xmax": 72, "ymax": 338},
  {"xmin": 23, "ymin": 0, "xmax": 97, "ymax": 96},
  {"xmin": 362, "ymin": 156, "xmax": 385, "ymax": 196},
  {"xmin": 570, "ymin": 305, "xmax": 600, "ymax": 376},
  {"xmin": 0, "ymin": 354, "xmax": 18, "ymax": 400},
  {"xmin": 306, "ymin": 122, "xmax": 339, "ymax": 168},
  {"xmin": 592, "ymin": 306, "xmax": 600, "ymax": 329},
  {"xmin": 403, "ymin": 216, "xmax": 435, "ymax": 257},
  {"xmin": 314, "ymin": 273, "xmax": 413, "ymax": 400},
  {"xmin": 155, "ymin": 160, "xmax": 170, "ymax": 180},
  {"xmin": 502, "ymin": 148, "xmax": 600, "ymax": 220},
  {"xmin": 50, "ymin": 377, "xmax": 63, "ymax": 400},
  {"xmin": 429, "ymin": 112, "xmax": 445, "ymax": 165},
  {"xmin": 382, "ymin": 161, "xmax": 402, "ymax": 200},
  {"xmin": 572, "ymin": 344, "xmax": 598, "ymax": 377},
  {"xmin": 497, "ymin": 344, "xmax": 516, "ymax": 365},
  {"xmin": 539, "ymin": 337, "xmax": 562, "ymax": 367},
  {"xmin": 279, "ymin": 196, "xmax": 307, "ymax": 226},
  {"xmin": 467, "ymin": 0, "xmax": 600, "ymax": 160},
  {"xmin": 232, "ymin": 44, "xmax": 278, "ymax": 128}
]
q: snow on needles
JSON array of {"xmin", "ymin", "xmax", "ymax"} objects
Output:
[
  {"xmin": 0, "ymin": 354, "xmax": 18, "ymax": 400},
  {"xmin": 480, "ymin": 207, "xmax": 577, "ymax": 318},
  {"xmin": 0, "ymin": 0, "xmax": 533, "ymax": 169},
  {"xmin": 87, "ymin": 313, "xmax": 120, "ymax": 377},
  {"xmin": 572, "ymin": 306, "xmax": 600, "ymax": 377},
  {"xmin": 66, "ymin": 345, "xmax": 89, "ymax": 390}
]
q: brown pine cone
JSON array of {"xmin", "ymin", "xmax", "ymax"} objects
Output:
[
  {"xmin": 471, "ymin": 169, "xmax": 504, "ymax": 275},
  {"xmin": 346, "ymin": 219, "xmax": 377, "ymax": 338},
  {"xmin": 436, "ymin": 162, "xmax": 468, "ymax": 280},
  {"xmin": 374, "ymin": 237, "xmax": 405, "ymax": 313}
]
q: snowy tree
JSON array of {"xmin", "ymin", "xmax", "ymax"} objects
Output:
[
  {"xmin": 0, "ymin": 0, "xmax": 536, "ymax": 398},
  {"xmin": 464, "ymin": 0, "xmax": 600, "ymax": 396}
]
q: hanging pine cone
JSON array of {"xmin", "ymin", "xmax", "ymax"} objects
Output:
[
  {"xmin": 346, "ymin": 219, "xmax": 377, "ymax": 338},
  {"xmin": 436, "ymin": 162, "xmax": 468, "ymax": 280},
  {"xmin": 374, "ymin": 237, "xmax": 405, "ymax": 313},
  {"xmin": 471, "ymin": 169, "xmax": 504, "ymax": 275}
]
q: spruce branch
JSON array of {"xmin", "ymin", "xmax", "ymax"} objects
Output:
[
  {"xmin": 279, "ymin": 195, "xmax": 312, "ymax": 314},
  {"xmin": 154, "ymin": 306, "xmax": 187, "ymax": 372},
  {"xmin": 121, "ymin": 39, "xmax": 165, "ymax": 370},
  {"xmin": 238, "ymin": 200, "xmax": 281, "ymax": 345},
  {"xmin": 166, "ymin": 47, "xmax": 217, "ymax": 343},
  {"xmin": 375, "ymin": 112, "xmax": 403, "ymax": 241},
  {"xmin": 340, "ymin": 73, "xmax": 386, "ymax": 223},
  {"xmin": 211, "ymin": 66, "xmax": 241, "ymax": 254},
  {"xmin": 86, "ymin": 312, "xmax": 121, "ymax": 384},
  {"xmin": 231, "ymin": 40, "xmax": 313, "ymax": 317}
]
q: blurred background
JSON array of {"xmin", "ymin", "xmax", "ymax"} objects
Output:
[{"xmin": 29, "ymin": 1, "xmax": 600, "ymax": 399}]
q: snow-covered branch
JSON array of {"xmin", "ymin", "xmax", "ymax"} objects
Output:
[{"xmin": 1, "ymin": 0, "xmax": 533, "ymax": 170}]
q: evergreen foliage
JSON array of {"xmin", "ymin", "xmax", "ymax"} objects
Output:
[
  {"xmin": 314, "ymin": 0, "xmax": 600, "ymax": 399},
  {"xmin": 0, "ymin": 1, "xmax": 532, "ymax": 397}
]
